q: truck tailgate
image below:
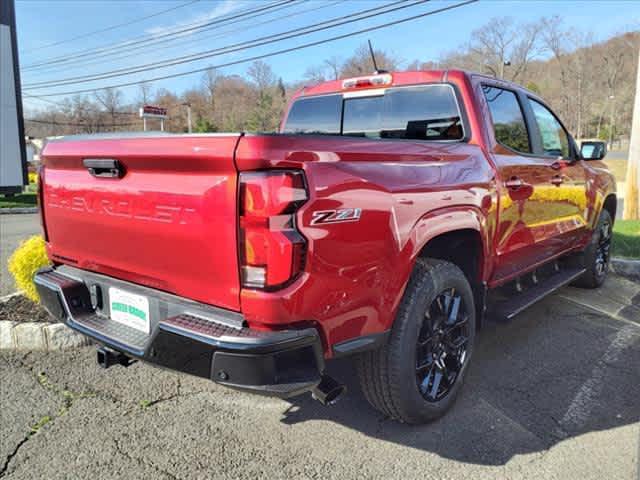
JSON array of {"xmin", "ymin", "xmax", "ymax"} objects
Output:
[{"xmin": 41, "ymin": 134, "xmax": 242, "ymax": 311}]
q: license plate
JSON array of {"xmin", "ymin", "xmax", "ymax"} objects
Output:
[{"xmin": 109, "ymin": 287, "xmax": 150, "ymax": 334}]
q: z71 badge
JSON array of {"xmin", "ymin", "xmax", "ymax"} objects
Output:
[{"xmin": 310, "ymin": 208, "xmax": 361, "ymax": 225}]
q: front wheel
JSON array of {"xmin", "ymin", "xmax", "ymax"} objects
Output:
[
  {"xmin": 357, "ymin": 258, "xmax": 476, "ymax": 424},
  {"xmin": 572, "ymin": 209, "xmax": 613, "ymax": 289}
]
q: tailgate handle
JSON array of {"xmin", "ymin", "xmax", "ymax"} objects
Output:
[{"xmin": 83, "ymin": 158, "xmax": 124, "ymax": 178}]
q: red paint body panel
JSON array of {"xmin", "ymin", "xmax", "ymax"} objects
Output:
[
  {"xmin": 42, "ymin": 135, "xmax": 242, "ymax": 311},
  {"xmin": 40, "ymin": 70, "xmax": 616, "ymax": 358},
  {"xmin": 235, "ymin": 135, "xmax": 495, "ymax": 349}
]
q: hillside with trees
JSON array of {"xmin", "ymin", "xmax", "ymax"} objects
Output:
[{"xmin": 25, "ymin": 16, "xmax": 639, "ymax": 143}]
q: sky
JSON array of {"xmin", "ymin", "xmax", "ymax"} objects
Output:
[{"xmin": 15, "ymin": 0, "xmax": 640, "ymax": 111}]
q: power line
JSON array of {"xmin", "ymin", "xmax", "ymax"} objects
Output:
[
  {"xmin": 21, "ymin": 0, "xmax": 294, "ymax": 70},
  {"xmin": 25, "ymin": 0, "xmax": 406, "ymax": 87},
  {"xmin": 25, "ymin": 118, "xmax": 139, "ymax": 127},
  {"xmin": 23, "ymin": 94, "xmax": 67, "ymax": 107},
  {"xmin": 22, "ymin": 0, "xmax": 200, "ymax": 54},
  {"xmin": 23, "ymin": 94, "xmax": 137, "ymax": 116},
  {"xmin": 22, "ymin": 0, "xmax": 338, "ymax": 78},
  {"xmin": 25, "ymin": 0, "xmax": 420, "ymax": 89},
  {"xmin": 26, "ymin": 0, "xmax": 478, "ymax": 98},
  {"xmin": 22, "ymin": 0, "xmax": 301, "ymax": 75}
]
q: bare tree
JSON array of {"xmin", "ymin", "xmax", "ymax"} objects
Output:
[
  {"xmin": 469, "ymin": 17, "xmax": 515, "ymax": 77},
  {"xmin": 248, "ymin": 60, "xmax": 276, "ymax": 91},
  {"xmin": 202, "ymin": 68, "xmax": 218, "ymax": 111},
  {"xmin": 303, "ymin": 64, "xmax": 327, "ymax": 84},
  {"xmin": 508, "ymin": 20, "xmax": 545, "ymax": 80},
  {"xmin": 469, "ymin": 17, "xmax": 543, "ymax": 81},
  {"xmin": 95, "ymin": 88, "xmax": 123, "ymax": 130},
  {"xmin": 137, "ymin": 82, "xmax": 153, "ymax": 106},
  {"xmin": 540, "ymin": 16, "xmax": 575, "ymax": 129},
  {"xmin": 324, "ymin": 56, "xmax": 341, "ymax": 80}
]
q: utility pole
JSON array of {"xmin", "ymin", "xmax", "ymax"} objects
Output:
[
  {"xmin": 183, "ymin": 102, "xmax": 192, "ymax": 133},
  {"xmin": 500, "ymin": 60, "xmax": 511, "ymax": 79},
  {"xmin": 608, "ymin": 94, "xmax": 615, "ymax": 149},
  {"xmin": 623, "ymin": 48, "xmax": 639, "ymax": 220}
]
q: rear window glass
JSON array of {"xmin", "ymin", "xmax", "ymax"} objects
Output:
[
  {"xmin": 282, "ymin": 94, "xmax": 341, "ymax": 135},
  {"xmin": 283, "ymin": 85, "xmax": 464, "ymax": 141}
]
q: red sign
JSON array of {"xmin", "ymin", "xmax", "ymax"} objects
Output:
[{"xmin": 139, "ymin": 105, "xmax": 167, "ymax": 118}]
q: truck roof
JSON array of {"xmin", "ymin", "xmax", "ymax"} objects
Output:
[{"xmin": 295, "ymin": 69, "xmax": 540, "ymax": 99}]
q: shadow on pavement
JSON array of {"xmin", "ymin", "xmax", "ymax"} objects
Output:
[{"xmin": 279, "ymin": 292, "xmax": 640, "ymax": 466}]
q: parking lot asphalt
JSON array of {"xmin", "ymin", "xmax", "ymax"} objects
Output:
[{"xmin": 1, "ymin": 274, "xmax": 639, "ymax": 480}]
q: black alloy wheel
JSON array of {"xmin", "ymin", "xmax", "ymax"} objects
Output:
[
  {"xmin": 357, "ymin": 258, "xmax": 476, "ymax": 423},
  {"xmin": 415, "ymin": 288, "xmax": 470, "ymax": 402},
  {"xmin": 594, "ymin": 218, "xmax": 612, "ymax": 278}
]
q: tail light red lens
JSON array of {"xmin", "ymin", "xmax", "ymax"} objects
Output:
[{"xmin": 239, "ymin": 170, "xmax": 307, "ymax": 289}]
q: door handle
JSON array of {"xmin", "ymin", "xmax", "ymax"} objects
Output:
[
  {"xmin": 550, "ymin": 175, "xmax": 564, "ymax": 186},
  {"xmin": 504, "ymin": 177, "xmax": 523, "ymax": 189},
  {"xmin": 83, "ymin": 158, "xmax": 125, "ymax": 178},
  {"xmin": 550, "ymin": 159, "xmax": 569, "ymax": 170}
]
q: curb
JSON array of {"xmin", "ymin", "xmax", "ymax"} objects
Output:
[
  {"xmin": 0, "ymin": 207, "xmax": 38, "ymax": 214},
  {"xmin": 610, "ymin": 257, "xmax": 640, "ymax": 282},
  {"xmin": 0, "ymin": 294, "xmax": 91, "ymax": 351},
  {"xmin": 0, "ymin": 320, "xmax": 91, "ymax": 351}
]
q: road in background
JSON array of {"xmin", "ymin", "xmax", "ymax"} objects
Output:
[
  {"xmin": 0, "ymin": 213, "xmax": 39, "ymax": 296},
  {"xmin": 607, "ymin": 149, "xmax": 629, "ymax": 161}
]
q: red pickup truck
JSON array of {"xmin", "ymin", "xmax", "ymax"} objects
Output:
[{"xmin": 35, "ymin": 70, "xmax": 616, "ymax": 423}]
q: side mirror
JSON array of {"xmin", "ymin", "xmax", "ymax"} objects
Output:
[{"xmin": 580, "ymin": 141, "xmax": 607, "ymax": 160}]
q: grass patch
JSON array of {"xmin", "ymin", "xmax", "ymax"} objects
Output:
[
  {"xmin": 0, "ymin": 192, "xmax": 37, "ymax": 209},
  {"xmin": 613, "ymin": 220, "xmax": 640, "ymax": 259}
]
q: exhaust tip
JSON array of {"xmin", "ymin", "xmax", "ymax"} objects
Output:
[{"xmin": 311, "ymin": 375, "xmax": 346, "ymax": 406}]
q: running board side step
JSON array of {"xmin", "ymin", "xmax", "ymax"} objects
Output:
[{"xmin": 489, "ymin": 267, "xmax": 586, "ymax": 321}]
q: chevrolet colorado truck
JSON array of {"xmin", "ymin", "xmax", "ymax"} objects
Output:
[{"xmin": 35, "ymin": 70, "xmax": 616, "ymax": 423}]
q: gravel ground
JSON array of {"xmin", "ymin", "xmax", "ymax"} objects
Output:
[
  {"xmin": 1, "ymin": 275, "xmax": 639, "ymax": 480},
  {"xmin": 0, "ymin": 296, "xmax": 53, "ymax": 323}
]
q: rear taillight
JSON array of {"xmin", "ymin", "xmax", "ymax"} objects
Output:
[
  {"xmin": 37, "ymin": 165, "xmax": 48, "ymax": 241},
  {"xmin": 239, "ymin": 170, "xmax": 308, "ymax": 290}
]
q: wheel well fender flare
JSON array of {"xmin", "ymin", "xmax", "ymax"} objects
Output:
[{"xmin": 408, "ymin": 206, "xmax": 491, "ymax": 280}]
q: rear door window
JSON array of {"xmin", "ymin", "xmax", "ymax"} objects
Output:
[{"xmin": 482, "ymin": 85, "xmax": 531, "ymax": 153}]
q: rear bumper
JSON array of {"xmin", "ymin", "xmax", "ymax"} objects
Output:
[{"xmin": 34, "ymin": 266, "xmax": 324, "ymax": 398}]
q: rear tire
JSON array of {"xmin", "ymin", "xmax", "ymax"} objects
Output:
[
  {"xmin": 572, "ymin": 209, "xmax": 612, "ymax": 289},
  {"xmin": 356, "ymin": 258, "xmax": 476, "ymax": 424}
]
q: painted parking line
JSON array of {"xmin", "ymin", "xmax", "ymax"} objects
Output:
[
  {"xmin": 558, "ymin": 295, "xmax": 640, "ymax": 329},
  {"xmin": 554, "ymin": 325, "xmax": 639, "ymax": 439}
]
